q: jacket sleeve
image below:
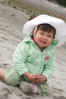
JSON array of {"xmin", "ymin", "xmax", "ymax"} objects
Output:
[
  {"xmin": 42, "ymin": 51, "xmax": 56, "ymax": 80},
  {"xmin": 13, "ymin": 42, "xmax": 29, "ymax": 76}
]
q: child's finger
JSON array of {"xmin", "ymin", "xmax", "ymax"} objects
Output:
[
  {"xmin": 36, "ymin": 79, "xmax": 43, "ymax": 83},
  {"xmin": 35, "ymin": 75, "xmax": 42, "ymax": 79}
]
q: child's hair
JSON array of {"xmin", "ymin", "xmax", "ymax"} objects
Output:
[{"xmin": 37, "ymin": 24, "xmax": 56, "ymax": 38}]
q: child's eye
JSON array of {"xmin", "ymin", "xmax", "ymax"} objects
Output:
[
  {"xmin": 47, "ymin": 35, "xmax": 52, "ymax": 37},
  {"xmin": 40, "ymin": 32, "xmax": 44, "ymax": 35}
]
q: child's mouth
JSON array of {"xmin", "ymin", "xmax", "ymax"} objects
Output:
[{"xmin": 40, "ymin": 41, "xmax": 47, "ymax": 44}]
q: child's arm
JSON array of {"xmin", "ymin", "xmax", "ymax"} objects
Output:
[
  {"xmin": 42, "ymin": 51, "xmax": 56, "ymax": 80},
  {"xmin": 13, "ymin": 42, "xmax": 30, "ymax": 76}
]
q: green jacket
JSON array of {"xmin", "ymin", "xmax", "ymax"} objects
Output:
[{"xmin": 13, "ymin": 35, "xmax": 58, "ymax": 79}]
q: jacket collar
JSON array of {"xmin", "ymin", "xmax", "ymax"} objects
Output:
[{"xmin": 23, "ymin": 35, "xmax": 59, "ymax": 50}]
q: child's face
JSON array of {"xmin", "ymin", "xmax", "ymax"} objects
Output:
[{"xmin": 33, "ymin": 29, "xmax": 54, "ymax": 50}]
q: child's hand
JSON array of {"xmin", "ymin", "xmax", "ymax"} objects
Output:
[
  {"xmin": 35, "ymin": 74, "xmax": 47, "ymax": 83},
  {"xmin": 24, "ymin": 72, "xmax": 36, "ymax": 83}
]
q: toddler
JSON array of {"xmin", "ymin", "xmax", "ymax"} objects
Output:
[{"xmin": 0, "ymin": 15, "xmax": 66, "ymax": 95}]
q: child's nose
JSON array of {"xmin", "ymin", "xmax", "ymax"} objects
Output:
[{"xmin": 43, "ymin": 35, "xmax": 47, "ymax": 39}]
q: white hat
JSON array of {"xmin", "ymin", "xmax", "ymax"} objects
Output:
[{"xmin": 23, "ymin": 15, "xmax": 66, "ymax": 46}]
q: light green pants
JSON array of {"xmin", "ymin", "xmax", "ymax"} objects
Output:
[
  {"xmin": 4, "ymin": 68, "xmax": 50, "ymax": 95},
  {"xmin": 4, "ymin": 68, "xmax": 22, "ymax": 85}
]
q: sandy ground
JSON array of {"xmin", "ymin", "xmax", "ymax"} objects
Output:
[
  {"xmin": 17, "ymin": 0, "xmax": 66, "ymax": 20},
  {"xmin": 0, "ymin": 4, "xmax": 66, "ymax": 99}
]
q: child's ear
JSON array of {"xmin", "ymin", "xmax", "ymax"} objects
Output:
[
  {"xmin": 32, "ymin": 29, "xmax": 34, "ymax": 35},
  {"xmin": 32, "ymin": 29, "xmax": 35, "ymax": 37}
]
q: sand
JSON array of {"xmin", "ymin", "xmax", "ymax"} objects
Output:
[
  {"xmin": 0, "ymin": 4, "xmax": 66, "ymax": 99},
  {"xmin": 17, "ymin": 0, "xmax": 66, "ymax": 20}
]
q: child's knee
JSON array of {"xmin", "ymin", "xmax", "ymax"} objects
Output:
[
  {"xmin": 37, "ymin": 82, "xmax": 50, "ymax": 95},
  {"xmin": 4, "ymin": 68, "xmax": 21, "ymax": 85}
]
